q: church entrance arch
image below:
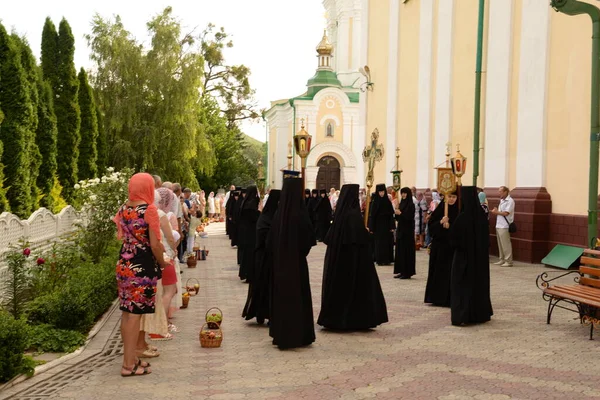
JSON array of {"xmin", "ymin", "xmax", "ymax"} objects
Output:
[{"xmin": 316, "ymin": 156, "xmax": 341, "ymax": 191}]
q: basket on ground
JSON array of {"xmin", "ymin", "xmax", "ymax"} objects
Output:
[
  {"xmin": 205, "ymin": 307, "xmax": 223, "ymax": 329},
  {"xmin": 181, "ymin": 293, "xmax": 190, "ymax": 309},
  {"xmin": 199, "ymin": 323, "xmax": 223, "ymax": 348},
  {"xmin": 186, "ymin": 278, "xmax": 200, "ymax": 296},
  {"xmin": 186, "ymin": 253, "xmax": 197, "ymax": 268}
]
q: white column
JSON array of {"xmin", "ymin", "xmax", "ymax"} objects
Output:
[
  {"xmin": 305, "ymin": 166, "xmax": 319, "ymax": 190},
  {"xmin": 337, "ymin": 16, "xmax": 351, "ymax": 72},
  {"xmin": 433, "ymin": 0, "xmax": 455, "ymax": 185},
  {"xmin": 515, "ymin": 0, "xmax": 550, "ymax": 188},
  {"xmin": 415, "ymin": 0, "xmax": 435, "ymax": 188},
  {"xmin": 343, "ymin": 113, "xmax": 352, "ymax": 148},
  {"xmin": 351, "ymin": 12, "xmax": 362, "ymax": 70},
  {"xmin": 342, "ymin": 166, "xmax": 358, "ymax": 185},
  {"xmin": 385, "ymin": 0, "xmax": 400, "ymax": 187},
  {"xmin": 357, "ymin": 0, "xmax": 369, "ymax": 188},
  {"xmin": 484, "ymin": 0, "xmax": 513, "ymax": 188}
]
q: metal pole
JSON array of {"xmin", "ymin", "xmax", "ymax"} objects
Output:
[
  {"xmin": 472, "ymin": 0, "xmax": 485, "ymax": 186},
  {"xmin": 550, "ymin": 0, "xmax": 600, "ymax": 246}
]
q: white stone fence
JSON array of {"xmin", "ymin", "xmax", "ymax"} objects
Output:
[{"xmin": 0, "ymin": 206, "xmax": 79, "ymax": 274}]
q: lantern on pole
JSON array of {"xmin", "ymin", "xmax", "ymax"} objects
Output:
[
  {"xmin": 450, "ymin": 144, "xmax": 467, "ymax": 186},
  {"xmin": 390, "ymin": 147, "xmax": 402, "ymax": 192},
  {"xmin": 293, "ymin": 118, "xmax": 312, "ymax": 195}
]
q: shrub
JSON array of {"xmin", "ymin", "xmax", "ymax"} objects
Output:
[
  {"xmin": 1, "ymin": 242, "xmax": 34, "ymax": 319},
  {"xmin": 0, "ymin": 312, "xmax": 33, "ymax": 383},
  {"xmin": 73, "ymin": 167, "xmax": 132, "ymax": 262},
  {"xmin": 28, "ymin": 324, "xmax": 86, "ymax": 353},
  {"xmin": 30, "ymin": 239, "xmax": 82, "ymax": 295}
]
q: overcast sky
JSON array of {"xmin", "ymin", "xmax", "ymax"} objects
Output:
[{"xmin": 1, "ymin": 0, "xmax": 326, "ymax": 142}]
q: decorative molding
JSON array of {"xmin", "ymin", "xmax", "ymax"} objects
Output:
[
  {"xmin": 306, "ymin": 141, "xmax": 358, "ymax": 168},
  {"xmin": 313, "ymin": 87, "xmax": 352, "ymax": 108},
  {"xmin": 320, "ymin": 114, "xmax": 342, "ymax": 126}
]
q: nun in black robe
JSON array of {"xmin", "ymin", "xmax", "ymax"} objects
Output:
[
  {"xmin": 368, "ymin": 184, "xmax": 395, "ymax": 266},
  {"xmin": 304, "ymin": 189, "xmax": 311, "ymax": 207},
  {"xmin": 235, "ymin": 188, "xmax": 246, "ymax": 265},
  {"xmin": 229, "ymin": 191, "xmax": 241, "ymax": 247},
  {"xmin": 225, "ymin": 189, "xmax": 236, "ymax": 238},
  {"xmin": 239, "ymin": 186, "xmax": 260, "ymax": 282},
  {"xmin": 268, "ymin": 178, "xmax": 316, "ymax": 349},
  {"xmin": 394, "ymin": 187, "xmax": 416, "ymax": 279},
  {"xmin": 307, "ymin": 189, "xmax": 319, "ymax": 233},
  {"xmin": 315, "ymin": 189, "xmax": 332, "ymax": 241},
  {"xmin": 317, "ymin": 184, "xmax": 388, "ymax": 330},
  {"xmin": 449, "ymin": 186, "xmax": 493, "ymax": 325},
  {"xmin": 424, "ymin": 192, "xmax": 459, "ymax": 306},
  {"xmin": 242, "ymin": 190, "xmax": 281, "ymax": 324}
]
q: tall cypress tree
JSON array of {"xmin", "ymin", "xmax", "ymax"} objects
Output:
[
  {"xmin": 77, "ymin": 68, "xmax": 98, "ymax": 179},
  {"xmin": 14, "ymin": 35, "xmax": 42, "ymax": 212},
  {"xmin": 41, "ymin": 18, "xmax": 59, "ymax": 88},
  {"xmin": 55, "ymin": 18, "xmax": 80, "ymax": 201},
  {"xmin": 95, "ymin": 107, "xmax": 107, "ymax": 172},
  {"xmin": 35, "ymin": 73, "xmax": 58, "ymax": 209},
  {"xmin": 0, "ymin": 109, "xmax": 9, "ymax": 213},
  {"xmin": 0, "ymin": 24, "xmax": 35, "ymax": 217}
]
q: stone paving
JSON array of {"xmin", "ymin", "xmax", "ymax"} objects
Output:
[{"xmin": 3, "ymin": 222, "xmax": 600, "ymax": 400}]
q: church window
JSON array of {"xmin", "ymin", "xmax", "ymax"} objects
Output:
[{"xmin": 326, "ymin": 122, "xmax": 334, "ymax": 137}]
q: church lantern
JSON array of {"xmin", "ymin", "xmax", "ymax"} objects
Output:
[{"xmin": 450, "ymin": 144, "xmax": 467, "ymax": 186}]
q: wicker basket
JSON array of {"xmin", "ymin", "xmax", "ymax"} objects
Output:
[
  {"xmin": 199, "ymin": 323, "xmax": 223, "ymax": 348},
  {"xmin": 186, "ymin": 254, "xmax": 197, "ymax": 268},
  {"xmin": 205, "ymin": 307, "xmax": 223, "ymax": 329},
  {"xmin": 181, "ymin": 294, "xmax": 190, "ymax": 309},
  {"xmin": 186, "ymin": 278, "xmax": 200, "ymax": 296}
]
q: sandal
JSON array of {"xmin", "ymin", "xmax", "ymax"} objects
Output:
[
  {"xmin": 149, "ymin": 333, "xmax": 173, "ymax": 341},
  {"xmin": 121, "ymin": 364, "xmax": 151, "ymax": 377},
  {"xmin": 146, "ymin": 344, "xmax": 159, "ymax": 352},
  {"xmin": 136, "ymin": 349, "xmax": 160, "ymax": 358}
]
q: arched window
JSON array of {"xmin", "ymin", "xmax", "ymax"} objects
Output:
[{"xmin": 326, "ymin": 122, "xmax": 334, "ymax": 137}]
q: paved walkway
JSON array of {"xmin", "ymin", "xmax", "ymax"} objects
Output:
[{"xmin": 2, "ymin": 222, "xmax": 600, "ymax": 400}]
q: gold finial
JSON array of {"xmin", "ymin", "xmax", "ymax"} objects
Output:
[
  {"xmin": 445, "ymin": 142, "xmax": 452, "ymax": 168},
  {"xmin": 287, "ymin": 142, "xmax": 293, "ymax": 169},
  {"xmin": 300, "ymin": 118, "xmax": 305, "ymax": 129},
  {"xmin": 316, "ymin": 30, "xmax": 334, "ymax": 55}
]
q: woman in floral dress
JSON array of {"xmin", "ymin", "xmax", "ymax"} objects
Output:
[{"xmin": 114, "ymin": 173, "xmax": 168, "ymax": 377}]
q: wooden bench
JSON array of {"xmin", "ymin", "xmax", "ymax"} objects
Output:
[{"xmin": 536, "ymin": 249, "xmax": 600, "ymax": 340}]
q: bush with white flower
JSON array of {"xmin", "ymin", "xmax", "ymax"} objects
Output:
[{"xmin": 73, "ymin": 167, "xmax": 133, "ymax": 262}]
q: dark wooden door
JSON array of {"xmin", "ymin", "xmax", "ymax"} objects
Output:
[{"xmin": 316, "ymin": 156, "xmax": 341, "ymax": 191}]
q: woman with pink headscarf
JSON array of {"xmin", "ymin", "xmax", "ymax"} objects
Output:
[{"xmin": 114, "ymin": 173, "xmax": 167, "ymax": 376}]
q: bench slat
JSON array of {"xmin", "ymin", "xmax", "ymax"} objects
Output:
[
  {"xmin": 583, "ymin": 249, "xmax": 600, "ymax": 257},
  {"xmin": 545, "ymin": 286, "xmax": 600, "ymax": 307},
  {"xmin": 544, "ymin": 288, "xmax": 600, "ymax": 308},
  {"xmin": 580, "ymin": 256, "xmax": 600, "ymax": 268},
  {"xmin": 579, "ymin": 266, "xmax": 600, "ymax": 277},
  {"xmin": 549, "ymin": 285, "xmax": 600, "ymax": 299},
  {"xmin": 580, "ymin": 277, "xmax": 600, "ymax": 289}
]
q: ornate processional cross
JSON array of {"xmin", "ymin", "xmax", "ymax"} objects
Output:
[{"xmin": 362, "ymin": 128, "xmax": 385, "ymax": 226}]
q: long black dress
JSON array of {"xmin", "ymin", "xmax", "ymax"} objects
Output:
[
  {"xmin": 229, "ymin": 191, "xmax": 241, "ymax": 247},
  {"xmin": 242, "ymin": 190, "xmax": 281, "ymax": 324},
  {"xmin": 368, "ymin": 184, "xmax": 395, "ymax": 265},
  {"xmin": 315, "ymin": 189, "xmax": 332, "ymax": 241},
  {"xmin": 449, "ymin": 186, "xmax": 493, "ymax": 325},
  {"xmin": 269, "ymin": 178, "xmax": 316, "ymax": 349},
  {"xmin": 424, "ymin": 197, "xmax": 459, "ymax": 306},
  {"xmin": 394, "ymin": 187, "xmax": 416, "ymax": 278},
  {"xmin": 235, "ymin": 188, "xmax": 246, "ymax": 265},
  {"xmin": 308, "ymin": 189, "xmax": 319, "ymax": 233},
  {"xmin": 239, "ymin": 186, "xmax": 260, "ymax": 282},
  {"xmin": 304, "ymin": 189, "xmax": 311, "ymax": 207},
  {"xmin": 318, "ymin": 184, "xmax": 388, "ymax": 330},
  {"xmin": 225, "ymin": 189, "xmax": 236, "ymax": 238}
]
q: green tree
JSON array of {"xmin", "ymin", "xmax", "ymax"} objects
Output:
[
  {"xmin": 14, "ymin": 35, "xmax": 43, "ymax": 212},
  {"xmin": 95, "ymin": 107, "xmax": 107, "ymax": 171},
  {"xmin": 0, "ymin": 108, "xmax": 8, "ymax": 213},
  {"xmin": 41, "ymin": 17, "xmax": 59, "ymax": 88},
  {"xmin": 77, "ymin": 68, "xmax": 98, "ymax": 179},
  {"xmin": 35, "ymin": 75, "xmax": 59, "ymax": 209},
  {"xmin": 55, "ymin": 19, "xmax": 81, "ymax": 201},
  {"xmin": 0, "ymin": 24, "xmax": 35, "ymax": 217}
]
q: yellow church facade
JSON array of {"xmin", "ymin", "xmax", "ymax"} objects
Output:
[
  {"xmin": 360, "ymin": 0, "xmax": 600, "ymax": 262},
  {"xmin": 266, "ymin": 0, "xmax": 600, "ymax": 262}
]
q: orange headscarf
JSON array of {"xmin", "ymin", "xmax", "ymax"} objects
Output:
[{"xmin": 113, "ymin": 173, "xmax": 162, "ymax": 240}]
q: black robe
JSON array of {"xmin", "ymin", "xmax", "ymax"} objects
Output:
[
  {"xmin": 225, "ymin": 190, "xmax": 236, "ymax": 237},
  {"xmin": 424, "ymin": 199, "xmax": 459, "ymax": 306},
  {"xmin": 368, "ymin": 192, "xmax": 395, "ymax": 266},
  {"xmin": 229, "ymin": 192, "xmax": 241, "ymax": 247},
  {"xmin": 235, "ymin": 189, "xmax": 246, "ymax": 265},
  {"xmin": 449, "ymin": 186, "xmax": 493, "ymax": 325},
  {"xmin": 315, "ymin": 195, "xmax": 332, "ymax": 241},
  {"xmin": 269, "ymin": 178, "xmax": 316, "ymax": 349},
  {"xmin": 318, "ymin": 184, "xmax": 388, "ymax": 330},
  {"xmin": 394, "ymin": 189, "xmax": 416, "ymax": 277},
  {"xmin": 243, "ymin": 190, "xmax": 281, "ymax": 323},
  {"xmin": 307, "ymin": 190, "xmax": 319, "ymax": 234},
  {"xmin": 239, "ymin": 186, "xmax": 260, "ymax": 282}
]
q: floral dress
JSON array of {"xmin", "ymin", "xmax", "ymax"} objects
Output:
[{"xmin": 115, "ymin": 204, "xmax": 159, "ymax": 314}]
